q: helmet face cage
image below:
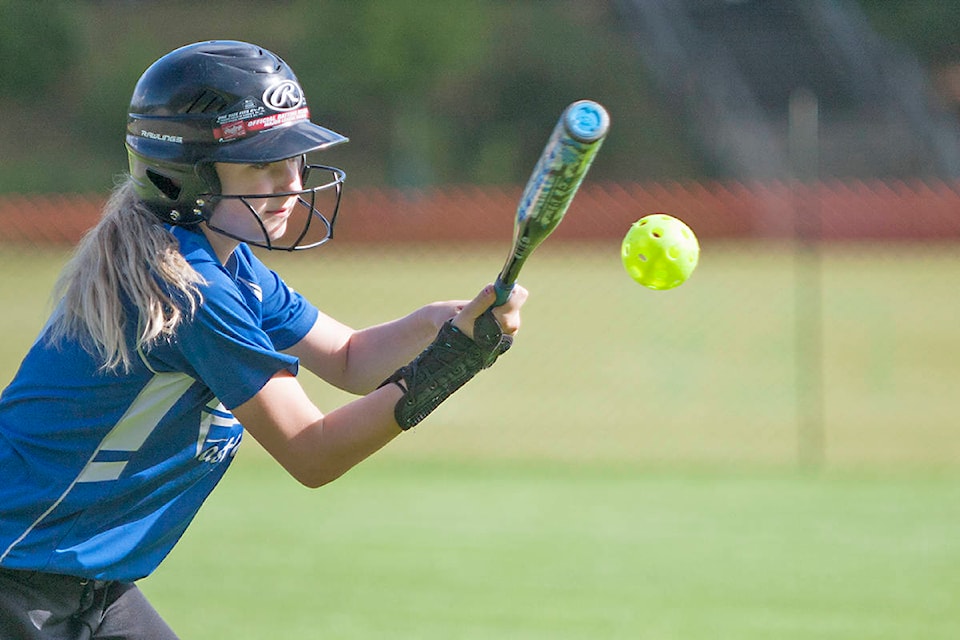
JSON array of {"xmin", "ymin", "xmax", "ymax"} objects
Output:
[
  {"xmin": 125, "ymin": 40, "xmax": 348, "ymax": 250},
  {"xmin": 202, "ymin": 163, "xmax": 345, "ymax": 251}
]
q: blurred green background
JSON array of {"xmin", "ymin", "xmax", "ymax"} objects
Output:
[
  {"xmin": 0, "ymin": 0, "xmax": 696, "ymax": 192},
  {"xmin": 1, "ymin": 1, "xmax": 959, "ymax": 638},
  {"xmin": 1, "ymin": 0, "xmax": 959, "ymax": 192}
]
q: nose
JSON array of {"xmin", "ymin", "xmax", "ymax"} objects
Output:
[{"xmin": 274, "ymin": 156, "xmax": 303, "ymax": 192}]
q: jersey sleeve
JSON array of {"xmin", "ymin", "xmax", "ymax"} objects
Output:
[
  {"xmin": 147, "ymin": 235, "xmax": 320, "ymax": 410},
  {"xmin": 168, "ymin": 273, "xmax": 299, "ymax": 409},
  {"xmin": 245, "ymin": 248, "xmax": 319, "ymax": 351}
]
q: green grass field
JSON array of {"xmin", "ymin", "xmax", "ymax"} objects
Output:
[
  {"xmin": 144, "ymin": 457, "xmax": 959, "ymax": 639},
  {"xmin": 1, "ymin": 242, "xmax": 958, "ymax": 638}
]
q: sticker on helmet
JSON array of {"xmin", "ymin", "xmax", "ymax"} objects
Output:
[
  {"xmin": 215, "ymin": 100, "xmax": 266, "ymax": 126},
  {"xmin": 213, "ymin": 107, "xmax": 311, "ymax": 142}
]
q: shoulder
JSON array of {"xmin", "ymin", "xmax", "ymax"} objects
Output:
[
  {"xmin": 168, "ymin": 227, "xmax": 248, "ymax": 294},
  {"xmin": 170, "ymin": 226, "xmax": 222, "ymax": 271}
]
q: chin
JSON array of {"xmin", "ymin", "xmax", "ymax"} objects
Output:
[{"xmin": 268, "ymin": 222, "xmax": 289, "ymax": 239}]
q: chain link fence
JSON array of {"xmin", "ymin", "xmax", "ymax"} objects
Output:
[{"xmin": 1, "ymin": 180, "xmax": 957, "ymax": 469}]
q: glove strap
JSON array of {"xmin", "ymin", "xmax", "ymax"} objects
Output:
[{"xmin": 380, "ymin": 311, "xmax": 511, "ymax": 430}]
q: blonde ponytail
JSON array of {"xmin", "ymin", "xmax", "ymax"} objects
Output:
[{"xmin": 46, "ymin": 178, "xmax": 205, "ymax": 372}]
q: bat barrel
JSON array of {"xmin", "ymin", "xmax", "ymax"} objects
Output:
[{"xmin": 493, "ymin": 100, "xmax": 610, "ymax": 307}]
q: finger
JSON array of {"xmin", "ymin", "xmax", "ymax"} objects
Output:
[
  {"xmin": 490, "ymin": 285, "xmax": 527, "ymax": 335},
  {"xmin": 501, "ymin": 284, "xmax": 528, "ymax": 310}
]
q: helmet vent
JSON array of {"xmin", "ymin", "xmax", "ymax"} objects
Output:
[
  {"xmin": 184, "ymin": 90, "xmax": 229, "ymax": 115},
  {"xmin": 146, "ymin": 169, "xmax": 182, "ymax": 201}
]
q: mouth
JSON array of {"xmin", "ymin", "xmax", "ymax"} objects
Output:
[{"xmin": 263, "ymin": 206, "xmax": 292, "ymax": 220}]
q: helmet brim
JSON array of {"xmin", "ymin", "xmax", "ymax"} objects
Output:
[{"xmin": 212, "ymin": 120, "xmax": 348, "ymax": 164}]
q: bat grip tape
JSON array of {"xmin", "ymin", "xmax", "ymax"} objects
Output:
[
  {"xmin": 493, "ymin": 279, "xmax": 514, "ymax": 306},
  {"xmin": 379, "ymin": 311, "xmax": 512, "ymax": 430}
]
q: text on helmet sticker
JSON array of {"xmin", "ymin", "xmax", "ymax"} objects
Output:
[{"xmin": 213, "ymin": 107, "xmax": 311, "ymax": 142}]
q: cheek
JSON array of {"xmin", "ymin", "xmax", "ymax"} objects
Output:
[{"xmin": 210, "ymin": 199, "xmax": 262, "ymax": 235}]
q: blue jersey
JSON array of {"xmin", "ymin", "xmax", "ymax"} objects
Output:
[{"xmin": 0, "ymin": 227, "xmax": 318, "ymax": 581}]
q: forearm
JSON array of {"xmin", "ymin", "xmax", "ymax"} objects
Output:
[
  {"xmin": 236, "ymin": 374, "xmax": 404, "ymax": 489},
  {"xmin": 337, "ymin": 303, "xmax": 455, "ymax": 394},
  {"xmin": 245, "ymin": 318, "xmax": 498, "ymax": 486},
  {"xmin": 296, "ymin": 384, "xmax": 404, "ymax": 487},
  {"xmin": 241, "ymin": 286, "xmax": 523, "ymax": 487}
]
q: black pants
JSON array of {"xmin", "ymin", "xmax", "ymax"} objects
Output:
[{"xmin": 0, "ymin": 568, "xmax": 178, "ymax": 640}]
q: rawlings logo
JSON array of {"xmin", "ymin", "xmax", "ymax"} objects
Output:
[
  {"xmin": 220, "ymin": 122, "xmax": 245, "ymax": 139},
  {"xmin": 263, "ymin": 81, "xmax": 304, "ymax": 111},
  {"xmin": 140, "ymin": 130, "xmax": 183, "ymax": 144}
]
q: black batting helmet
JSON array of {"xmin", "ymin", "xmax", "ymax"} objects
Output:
[{"xmin": 125, "ymin": 40, "xmax": 347, "ymax": 249}]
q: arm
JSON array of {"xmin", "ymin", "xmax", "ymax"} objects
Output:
[
  {"xmin": 285, "ymin": 301, "xmax": 467, "ymax": 395},
  {"xmin": 231, "ymin": 370, "xmax": 404, "ymax": 488},
  {"xmin": 237, "ymin": 284, "xmax": 527, "ymax": 487}
]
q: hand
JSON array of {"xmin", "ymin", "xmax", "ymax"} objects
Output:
[
  {"xmin": 419, "ymin": 300, "xmax": 469, "ymax": 334},
  {"xmin": 452, "ymin": 284, "xmax": 528, "ymax": 340}
]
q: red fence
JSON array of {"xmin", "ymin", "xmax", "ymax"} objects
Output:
[{"xmin": 2, "ymin": 180, "xmax": 959, "ymax": 245}]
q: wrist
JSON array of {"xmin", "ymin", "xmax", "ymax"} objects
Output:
[{"xmin": 379, "ymin": 320, "xmax": 491, "ymax": 430}]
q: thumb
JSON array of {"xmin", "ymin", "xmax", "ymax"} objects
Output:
[{"xmin": 452, "ymin": 285, "xmax": 496, "ymax": 338}]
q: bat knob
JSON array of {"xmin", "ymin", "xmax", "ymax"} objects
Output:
[{"xmin": 564, "ymin": 100, "xmax": 610, "ymax": 143}]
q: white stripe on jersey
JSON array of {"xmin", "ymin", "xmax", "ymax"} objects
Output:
[
  {"xmin": 1, "ymin": 372, "xmax": 195, "ymax": 562},
  {"xmin": 92, "ymin": 373, "xmax": 195, "ymax": 455}
]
